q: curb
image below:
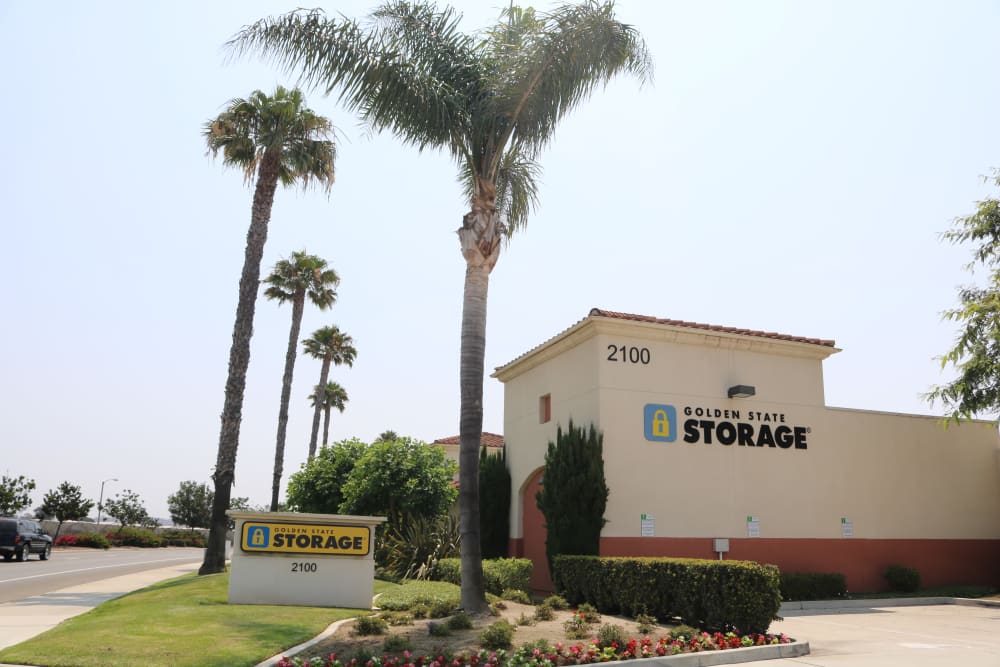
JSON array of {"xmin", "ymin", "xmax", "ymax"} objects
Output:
[
  {"xmin": 256, "ymin": 618, "xmax": 355, "ymax": 667},
  {"xmin": 780, "ymin": 596, "xmax": 1000, "ymax": 612}
]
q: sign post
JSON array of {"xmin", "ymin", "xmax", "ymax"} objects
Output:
[{"xmin": 227, "ymin": 511, "xmax": 385, "ymax": 608}]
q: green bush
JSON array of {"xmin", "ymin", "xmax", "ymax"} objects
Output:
[
  {"xmin": 501, "ymin": 588, "xmax": 531, "ymax": 604},
  {"xmin": 634, "ymin": 612, "xmax": 656, "ymax": 635},
  {"xmin": 428, "ymin": 621, "xmax": 451, "ymax": 637},
  {"xmin": 597, "ymin": 623, "xmax": 628, "ymax": 649},
  {"xmin": 669, "ymin": 624, "xmax": 702, "ymax": 640},
  {"xmin": 543, "ymin": 594, "xmax": 569, "ymax": 610},
  {"xmin": 553, "ymin": 555, "xmax": 781, "ymax": 634},
  {"xmin": 480, "ymin": 619, "xmax": 515, "ymax": 650},
  {"xmin": 479, "ymin": 446, "xmax": 511, "ymax": 559},
  {"xmin": 376, "ymin": 580, "xmax": 460, "ymax": 612},
  {"xmin": 382, "ymin": 636, "xmax": 411, "ymax": 652},
  {"xmin": 577, "ymin": 602, "xmax": 600, "ymax": 623},
  {"xmin": 106, "ymin": 527, "xmax": 165, "ymax": 548},
  {"xmin": 158, "ymin": 529, "xmax": 205, "ymax": 547},
  {"xmin": 55, "ymin": 533, "xmax": 111, "ymax": 549},
  {"xmin": 780, "ymin": 572, "xmax": 848, "ymax": 601},
  {"xmin": 884, "ymin": 564, "xmax": 921, "ymax": 593},
  {"xmin": 533, "ymin": 603, "xmax": 555, "ymax": 621},
  {"xmin": 353, "ymin": 615, "xmax": 388, "ymax": 636},
  {"xmin": 447, "ymin": 611, "xmax": 473, "ymax": 630},
  {"xmin": 431, "ymin": 558, "xmax": 532, "ymax": 595}
]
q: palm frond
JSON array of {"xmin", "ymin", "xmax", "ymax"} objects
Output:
[{"xmin": 460, "ymin": 148, "xmax": 540, "ymax": 235}]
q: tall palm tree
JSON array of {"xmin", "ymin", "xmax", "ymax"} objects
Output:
[
  {"xmin": 308, "ymin": 381, "xmax": 349, "ymax": 446},
  {"xmin": 229, "ymin": 1, "xmax": 651, "ymax": 609},
  {"xmin": 303, "ymin": 325, "xmax": 357, "ymax": 461},
  {"xmin": 264, "ymin": 251, "xmax": 340, "ymax": 511},
  {"xmin": 200, "ymin": 86, "xmax": 337, "ymax": 575}
]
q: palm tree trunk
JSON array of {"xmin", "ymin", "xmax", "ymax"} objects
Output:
[
  {"xmin": 307, "ymin": 359, "xmax": 331, "ymax": 461},
  {"xmin": 200, "ymin": 151, "xmax": 280, "ymax": 576},
  {"xmin": 322, "ymin": 404, "xmax": 331, "ymax": 445},
  {"xmin": 456, "ymin": 191, "xmax": 502, "ymax": 614},
  {"xmin": 271, "ymin": 292, "xmax": 306, "ymax": 511}
]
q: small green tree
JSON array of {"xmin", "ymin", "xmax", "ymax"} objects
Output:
[
  {"xmin": 340, "ymin": 437, "xmax": 457, "ymax": 523},
  {"xmin": 536, "ymin": 420, "xmax": 608, "ymax": 569},
  {"xmin": 167, "ymin": 481, "xmax": 213, "ymax": 530},
  {"xmin": 928, "ymin": 170, "xmax": 1000, "ymax": 420},
  {"xmin": 0, "ymin": 475, "xmax": 36, "ymax": 516},
  {"xmin": 103, "ymin": 489, "xmax": 151, "ymax": 532},
  {"xmin": 479, "ymin": 445, "xmax": 511, "ymax": 558},
  {"xmin": 40, "ymin": 482, "xmax": 94, "ymax": 539},
  {"xmin": 286, "ymin": 438, "xmax": 369, "ymax": 514}
]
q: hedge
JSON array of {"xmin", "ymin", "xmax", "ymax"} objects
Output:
[
  {"xmin": 553, "ymin": 555, "xmax": 781, "ymax": 634},
  {"xmin": 780, "ymin": 572, "xmax": 847, "ymax": 601},
  {"xmin": 431, "ymin": 558, "xmax": 532, "ymax": 595}
]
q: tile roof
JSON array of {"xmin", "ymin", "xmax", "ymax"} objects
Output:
[
  {"xmin": 588, "ymin": 308, "xmax": 837, "ymax": 348},
  {"xmin": 432, "ymin": 432, "xmax": 505, "ymax": 448}
]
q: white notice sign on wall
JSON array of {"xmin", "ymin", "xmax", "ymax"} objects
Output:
[
  {"xmin": 841, "ymin": 517, "xmax": 853, "ymax": 538},
  {"xmin": 640, "ymin": 513, "xmax": 655, "ymax": 537},
  {"xmin": 746, "ymin": 515, "xmax": 760, "ymax": 538}
]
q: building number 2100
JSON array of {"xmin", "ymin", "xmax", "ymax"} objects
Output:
[{"xmin": 607, "ymin": 344, "xmax": 650, "ymax": 365}]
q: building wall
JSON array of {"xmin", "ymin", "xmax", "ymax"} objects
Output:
[{"xmin": 498, "ymin": 316, "xmax": 1000, "ymax": 592}]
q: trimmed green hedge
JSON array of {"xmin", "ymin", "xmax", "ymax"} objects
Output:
[
  {"xmin": 431, "ymin": 558, "xmax": 532, "ymax": 595},
  {"xmin": 780, "ymin": 572, "xmax": 847, "ymax": 601},
  {"xmin": 553, "ymin": 555, "xmax": 781, "ymax": 634},
  {"xmin": 106, "ymin": 527, "xmax": 165, "ymax": 548}
]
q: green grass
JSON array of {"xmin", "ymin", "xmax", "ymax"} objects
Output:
[
  {"xmin": 0, "ymin": 573, "xmax": 400, "ymax": 667},
  {"xmin": 376, "ymin": 579, "xmax": 461, "ymax": 611}
]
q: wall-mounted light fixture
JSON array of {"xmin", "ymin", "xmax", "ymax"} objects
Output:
[{"xmin": 727, "ymin": 385, "xmax": 756, "ymax": 399}]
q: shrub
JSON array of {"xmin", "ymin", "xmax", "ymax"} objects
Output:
[
  {"xmin": 158, "ymin": 528, "xmax": 205, "ymax": 547},
  {"xmin": 55, "ymin": 534, "xmax": 111, "ymax": 549},
  {"xmin": 428, "ymin": 621, "xmax": 451, "ymax": 637},
  {"xmin": 515, "ymin": 612, "xmax": 534, "ymax": 626},
  {"xmin": 533, "ymin": 603, "xmax": 555, "ymax": 621},
  {"xmin": 431, "ymin": 558, "xmax": 532, "ymax": 595},
  {"xmin": 597, "ymin": 623, "xmax": 628, "ymax": 649},
  {"xmin": 379, "ymin": 611, "xmax": 413, "ymax": 626},
  {"xmin": 382, "ymin": 636, "xmax": 411, "ymax": 653},
  {"xmin": 479, "ymin": 445, "xmax": 511, "ymax": 559},
  {"xmin": 563, "ymin": 613, "xmax": 589, "ymax": 640},
  {"xmin": 543, "ymin": 594, "xmax": 569, "ymax": 610},
  {"xmin": 105, "ymin": 527, "xmax": 164, "ymax": 548},
  {"xmin": 410, "ymin": 603, "xmax": 429, "ymax": 619},
  {"xmin": 376, "ymin": 580, "xmax": 460, "ymax": 613},
  {"xmin": 501, "ymin": 588, "xmax": 531, "ymax": 604},
  {"xmin": 634, "ymin": 612, "xmax": 656, "ymax": 635},
  {"xmin": 429, "ymin": 599, "xmax": 458, "ymax": 618},
  {"xmin": 447, "ymin": 612, "xmax": 473, "ymax": 630},
  {"xmin": 553, "ymin": 555, "xmax": 781, "ymax": 634},
  {"xmin": 670, "ymin": 624, "xmax": 701, "ymax": 640},
  {"xmin": 480, "ymin": 619, "xmax": 515, "ymax": 650},
  {"xmin": 353, "ymin": 615, "xmax": 388, "ymax": 636},
  {"xmin": 577, "ymin": 603, "xmax": 600, "ymax": 623},
  {"xmin": 780, "ymin": 572, "xmax": 848, "ymax": 601},
  {"xmin": 884, "ymin": 564, "xmax": 921, "ymax": 593}
]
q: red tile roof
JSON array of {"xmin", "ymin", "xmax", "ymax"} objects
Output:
[
  {"xmin": 588, "ymin": 308, "xmax": 836, "ymax": 348},
  {"xmin": 432, "ymin": 432, "xmax": 505, "ymax": 448}
]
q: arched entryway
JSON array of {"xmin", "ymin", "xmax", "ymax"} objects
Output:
[{"xmin": 521, "ymin": 467, "xmax": 553, "ymax": 593}]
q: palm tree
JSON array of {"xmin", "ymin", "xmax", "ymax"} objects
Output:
[
  {"xmin": 229, "ymin": 1, "xmax": 650, "ymax": 609},
  {"xmin": 376, "ymin": 430, "xmax": 398, "ymax": 443},
  {"xmin": 308, "ymin": 381, "xmax": 349, "ymax": 447},
  {"xmin": 264, "ymin": 251, "xmax": 340, "ymax": 511},
  {"xmin": 200, "ymin": 86, "xmax": 337, "ymax": 575},
  {"xmin": 303, "ymin": 326, "xmax": 357, "ymax": 461}
]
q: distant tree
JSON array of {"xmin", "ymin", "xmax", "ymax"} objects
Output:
[
  {"xmin": 308, "ymin": 381, "xmax": 349, "ymax": 446},
  {"xmin": 536, "ymin": 421, "xmax": 608, "ymax": 571},
  {"xmin": 286, "ymin": 438, "xmax": 368, "ymax": 514},
  {"xmin": 303, "ymin": 325, "xmax": 356, "ymax": 461},
  {"xmin": 928, "ymin": 170, "xmax": 1000, "ymax": 421},
  {"xmin": 340, "ymin": 437, "xmax": 457, "ymax": 523},
  {"xmin": 264, "ymin": 250, "xmax": 340, "ymax": 511},
  {"xmin": 479, "ymin": 445, "xmax": 511, "ymax": 558},
  {"xmin": 167, "ymin": 481, "xmax": 213, "ymax": 530},
  {"xmin": 103, "ymin": 489, "xmax": 151, "ymax": 532},
  {"xmin": 0, "ymin": 475, "xmax": 36, "ymax": 516},
  {"xmin": 40, "ymin": 482, "xmax": 94, "ymax": 539},
  {"xmin": 200, "ymin": 85, "xmax": 337, "ymax": 576},
  {"xmin": 376, "ymin": 430, "xmax": 398, "ymax": 443}
]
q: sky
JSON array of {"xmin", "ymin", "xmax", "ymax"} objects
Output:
[{"xmin": 2, "ymin": 1, "xmax": 999, "ymax": 519}]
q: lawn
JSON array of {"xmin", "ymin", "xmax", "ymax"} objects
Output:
[{"xmin": 0, "ymin": 573, "xmax": 398, "ymax": 667}]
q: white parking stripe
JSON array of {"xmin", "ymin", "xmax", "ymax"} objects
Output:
[{"xmin": 0, "ymin": 556, "xmax": 201, "ymax": 583}]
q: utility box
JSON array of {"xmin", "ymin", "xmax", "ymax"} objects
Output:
[{"xmin": 227, "ymin": 511, "xmax": 385, "ymax": 609}]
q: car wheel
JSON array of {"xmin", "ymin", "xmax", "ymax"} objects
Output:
[
  {"xmin": 40, "ymin": 544, "xmax": 51, "ymax": 561},
  {"xmin": 15, "ymin": 546, "xmax": 28, "ymax": 562}
]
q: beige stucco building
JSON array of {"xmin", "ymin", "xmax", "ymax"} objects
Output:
[{"xmin": 493, "ymin": 309, "xmax": 1000, "ymax": 592}]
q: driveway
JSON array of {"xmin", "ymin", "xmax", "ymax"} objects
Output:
[{"xmin": 742, "ymin": 600, "xmax": 1000, "ymax": 667}]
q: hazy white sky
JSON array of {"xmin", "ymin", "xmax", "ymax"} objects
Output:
[{"xmin": 2, "ymin": 1, "xmax": 998, "ymax": 518}]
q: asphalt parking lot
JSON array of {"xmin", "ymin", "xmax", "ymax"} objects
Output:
[{"xmin": 741, "ymin": 601, "xmax": 1000, "ymax": 667}]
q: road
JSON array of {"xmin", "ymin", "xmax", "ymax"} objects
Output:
[{"xmin": 0, "ymin": 546, "xmax": 205, "ymax": 603}]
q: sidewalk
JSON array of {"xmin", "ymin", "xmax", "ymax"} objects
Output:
[{"xmin": 0, "ymin": 561, "xmax": 200, "ymax": 652}]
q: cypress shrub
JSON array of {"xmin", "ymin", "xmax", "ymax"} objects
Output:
[
  {"xmin": 535, "ymin": 420, "xmax": 608, "ymax": 571},
  {"xmin": 479, "ymin": 445, "xmax": 511, "ymax": 558},
  {"xmin": 553, "ymin": 555, "xmax": 781, "ymax": 634},
  {"xmin": 884, "ymin": 564, "xmax": 921, "ymax": 593}
]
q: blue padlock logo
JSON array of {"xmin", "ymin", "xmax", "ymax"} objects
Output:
[{"xmin": 644, "ymin": 404, "xmax": 677, "ymax": 442}]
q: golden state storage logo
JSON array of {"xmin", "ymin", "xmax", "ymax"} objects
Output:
[
  {"xmin": 644, "ymin": 404, "xmax": 677, "ymax": 442},
  {"xmin": 240, "ymin": 522, "xmax": 370, "ymax": 556}
]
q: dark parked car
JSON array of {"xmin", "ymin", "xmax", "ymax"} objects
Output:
[{"xmin": 0, "ymin": 517, "xmax": 53, "ymax": 561}]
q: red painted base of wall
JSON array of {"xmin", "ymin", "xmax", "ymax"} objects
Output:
[{"xmin": 511, "ymin": 537, "xmax": 1000, "ymax": 593}]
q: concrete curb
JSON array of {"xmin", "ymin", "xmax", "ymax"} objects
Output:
[
  {"xmin": 780, "ymin": 596, "xmax": 1000, "ymax": 612},
  {"xmin": 255, "ymin": 617, "xmax": 355, "ymax": 667}
]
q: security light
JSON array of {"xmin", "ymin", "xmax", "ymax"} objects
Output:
[{"xmin": 727, "ymin": 385, "xmax": 756, "ymax": 399}]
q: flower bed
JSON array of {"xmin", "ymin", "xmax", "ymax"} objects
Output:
[{"xmin": 276, "ymin": 631, "xmax": 793, "ymax": 667}]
